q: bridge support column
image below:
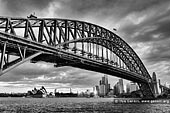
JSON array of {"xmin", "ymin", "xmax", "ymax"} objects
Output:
[
  {"xmin": 139, "ymin": 82, "xmax": 155, "ymax": 99},
  {"xmin": 0, "ymin": 52, "xmax": 43, "ymax": 76}
]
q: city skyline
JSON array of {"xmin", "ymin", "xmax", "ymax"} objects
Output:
[
  {"xmin": 0, "ymin": 0, "xmax": 170, "ymax": 93},
  {"xmin": 94, "ymin": 75, "xmax": 141, "ymax": 97}
]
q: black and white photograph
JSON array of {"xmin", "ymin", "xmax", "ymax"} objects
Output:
[{"xmin": 0, "ymin": 0, "xmax": 170, "ymax": 112}]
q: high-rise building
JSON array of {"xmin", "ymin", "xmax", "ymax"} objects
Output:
[
  {"xmin": 113, "ymin": 82, "xmax": 120, "ymax": 95},
  {"xmin": 99, "ymin": 84, "xmax": 106, "ymax": 96},
  {"xmin": 93, "ymin": 85, "xmax": 99, "ymax": 96},
  {"xmin": 119, "ymin": 79, "xmax": 124, "ymax": 94},
  {"xmin": 126, "ymin": 83, "xmax": 130, "ymax": 94},
  {"xmin": 101, "ymin": 75, "xmax": 109, "ymax": 94},
  {"xmin": 113, "ymin": 79, "xmax": 124, "ymax": 95},
  {"xmin": 98, "ymin": 75, "xmax": 110, "ymax": 96}
]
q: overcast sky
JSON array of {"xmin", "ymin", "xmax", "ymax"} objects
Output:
[{"xmin": 0, "ymin": 0, "xmax": 170, "ymax": 93}]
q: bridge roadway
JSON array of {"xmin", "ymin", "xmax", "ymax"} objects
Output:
[{"xmin": 0, "ymin": 30, "xmax": 148, "ymax": 83}]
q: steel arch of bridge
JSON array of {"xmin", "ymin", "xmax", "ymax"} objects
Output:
[{"xmin": 0, "ymin": 17, "xmax": 155, "ymax": 98}]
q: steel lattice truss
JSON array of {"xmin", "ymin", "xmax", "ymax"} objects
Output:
[
  {"xmin": 0, "ymin": 17, "xmax": 155, "ymax": 98},
  {"xmin": 159, "ymin": 84, "xmax": 170, "ymax": 94}
]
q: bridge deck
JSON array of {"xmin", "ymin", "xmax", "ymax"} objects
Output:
[{"xmin": 0, "ymin": 30, "xmax": 148, "ymax": 83}]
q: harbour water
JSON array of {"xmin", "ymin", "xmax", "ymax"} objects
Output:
[{"xmin": 0, "ymin": 97, "xmax": 170, "ymax": 113}]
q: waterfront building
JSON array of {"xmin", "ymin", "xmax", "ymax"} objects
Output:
[
  {"xmin": 107, "ymin": 89, "xmax": 115, "ymax": 97},
  {"xmin": 113, "ymin": 82, "xmax": 120, "ymax": 95},
  {"xmin": 129, "ymin": 82, "xmax": 138, "ymax": 93},
  {"xmin": 93, "ymin": 86, "xmax": 99, "ymax": 97},
  {"xmin": 99, "ymin": 84, "xmax": 106, "ymax": 96},
  {"xmin": 119, "ymin": 79, "xmax": 124, "ymax": 94},
  {"xmin": 55, "ymin": 92, "xmax": 78, "ymax": 97},
  {"xmin": 95, "ymin": 85, "xmax": 99, "ymax": 95},
  {"xmin": 101, "ymin": 75, "xmax": 109, "ymax": 94},
  {"xmin": 54, "ymin": 88, "xmax": 78, "ymax": 97},
  {"xmin": 27, "ymin": 86, "xmax": 47, "ymax": 98},
  {"xmin": 126, "ymin": 83, "xmax": 130, "ymax": 94},
  {"xmin": 97, "ymin": 75, "xmax": 110, "ymax": 97},
  {"xmin": 113, "ymin": 79, "xmax": 124, "ymax": 95}
]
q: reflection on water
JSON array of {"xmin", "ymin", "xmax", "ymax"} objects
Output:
[{"xmin": 0, "ymin": 97, "xmax": 170, "ymax": 113}]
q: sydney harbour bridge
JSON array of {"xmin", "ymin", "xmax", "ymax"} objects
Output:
[{"xmin": 0, "ymin": 16, "xmax": 156, "ymax": 99}]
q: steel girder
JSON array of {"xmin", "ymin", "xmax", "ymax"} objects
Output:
[
  {"xmin": 159, "ymin": 84, "xmax": 170, "ymax": 94},
  {"xmin": 0, "ymin": 41, "xmax": 42, "ymax": 75},
  {"xmin": 57, "ymin": 37, "xmax": 155, "ymax": 98},
  {"xmin": 58, "ymin": 37, "xmax": 143, "ymax": 75},
  {"xmin": 0, "ymin": 17, "xmax": 155, "ymax": 98}
]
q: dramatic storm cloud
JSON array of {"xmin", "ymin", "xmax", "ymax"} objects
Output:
[
  {"xmin": 0, "ymin": 0, "xmax": 170, "ymax": 92},
  {"xmin": 1, "ymin": 0, "xmax": 54, "ymax": 16}
]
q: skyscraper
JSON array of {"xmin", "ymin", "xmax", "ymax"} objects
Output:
[
  {"xmin": 98, "ymin": 75, "xmax": 110, "ymax": 96},
  {"xmin": 99, "ymin": 84, "xmax": 106, "ymax": 96},
  {"xmin": 126, "ymin": 83, "xmax": 130, "ymax": 94},
  {"xmin": 119, "ymin": 79, "xmax": 124, "ymax": 94},
  {"xmin": 114, "ymin": 82, "xmax": 120, "ymax": 95},
  {"xmin": 113, "ymin": 79, "xmax": 124, "ymax": 95}
]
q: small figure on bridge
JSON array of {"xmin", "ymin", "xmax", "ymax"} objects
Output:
[
  {"xmin": 113, "ymin": 28, "xmax": 117, "ymax": 31},
  {"xmin": 27, "ymin": 12, "xmax": 37, "ymax": 18}
]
